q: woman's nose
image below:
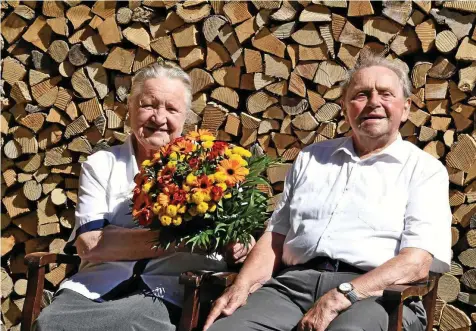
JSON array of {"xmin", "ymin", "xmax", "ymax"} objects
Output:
[{"xmin": 150, "ymin": 107, "xmax": 167, "ymax": 124}]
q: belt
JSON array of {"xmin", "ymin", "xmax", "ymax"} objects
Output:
[{"xmin": 302, "ymin": 256, "xmax": 365, "ymax": 274}]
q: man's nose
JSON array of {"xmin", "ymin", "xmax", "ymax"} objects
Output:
[{"xmin": 367, "ymin": 91, "xmax": 381, "ymax": 108}]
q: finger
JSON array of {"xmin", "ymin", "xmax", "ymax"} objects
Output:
[
  {"xmin": 232, "ymin": 244, "xmax": 245, "ymax": 254},
  {"xmin": 221, "ymin": 296, "xmax": 246, "ymax": 315},
  {"xmin": 236, "ymin": 256, "xmax": 247, "ymax": 264},
  {"xmin": 233, "ymin": 250, "xmax": 246, "ymax": 260},
  {"xmin": 203, "ymin": 299, "xmax": 228, "ymax": 330}
]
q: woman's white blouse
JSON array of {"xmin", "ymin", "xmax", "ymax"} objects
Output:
[
  {"xmin": 267, "ymin": 135, "xmax": 452, "ymax": 273},
  {"xmin": 60, "ymin": 135, "xmax": 226, "ymax": 306}
]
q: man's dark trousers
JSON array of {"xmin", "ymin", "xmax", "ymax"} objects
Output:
[{"xmin": 207, "ymin": 264, "xmax": 426, "ymax": 331}]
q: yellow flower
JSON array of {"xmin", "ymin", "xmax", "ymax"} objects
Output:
[
  {"xmin": 202, "ymin": 141, "xmax": 214, "ymax": 149},
  {"xmin": 141, "ymin": 160, "xmax": 152, "ymax": 167},
  {"xmin": 179, "ymin": 154, "xmax": 186, "ymax": 161},
  {"xmin": 230, "ymin": 154, "xmax": 248, "ymax": 166},
  {"xmin": 142, "ymin": 181, "xmax": 153, "ymax": 193},
  {"xmin": 160, "ymin": 215, "xmax": 172, "ymax": 226},
  {"xmin": 208, "ymin": 203, "xmax": 217, "ymax": 212},
  {"xmin": 217, "ymin": 183, "xmax": 227, "ymax": 191},
  {"xmin": 166, "ymin": 205, "xmax": 178, "ymax": 217},
  {"xmin": 197, "ymin": 202, "xmax": 209, "ymax": 214},
  {"xmin": 182, "ymin": 184, "xmax": 191, "ymax": 192},
  {"xmin": 186, "ymin": 194, "xmax": 192, "ymax": 203},
  {"xmin": 192, "ymin": 191, "xmax": 205, "ymax": 204},
  {"xmin": 167, "ymin": 161, "xmax": 177, "ymax": 167},
  {"xmin": 208, "ymin": 174, "xmax": 215, "ymax": 183},
  {"xmin": 178, "ymin": 205, "xmax": 187, "ymax": 214},
  {"xmin": 152, "ymin": 202, "xmax": 161, "ymax": 215},
  {"xmin": 169, "ymin": 152, "xmax": 178, "ymax": 160},
  {"xmin": 224, "ymin": 149, "xmax": 232, "ymax": 157},
  {"xmin": 232, "ymin": 147, "xmax": 252, "ymax": 158},
  {"xmin": 186, "ymin": 173, "xmax": 197, "ymax": 186},
  {"xmin": 172, "ymin": 216, "xmax": 182, "ymax": 226},
  {"xmin": 214, "ymin": 171, "xmax": 227, "ymax": 183},
  {"xmin": 200, "ymin": 134, "xmax": 215, "ymax": 142},
  {"xmin": 224, "ymin": 193, "xmax": 232, "ymax": 199},
  {"xmin": 188, "ymin": 206, "xmax": 198, "ymax": 216}
]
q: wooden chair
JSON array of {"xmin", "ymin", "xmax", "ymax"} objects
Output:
[
  {"xmin": 21, "ymin": 253, "xmax": 230, "ymax": 331},
  {"xmin": 22, "ymin": 252, "xmax": 440, "ymax": 331},
  {"xmin": 178, "ymin": 270, "xmax": 441, "ymax": 331}
]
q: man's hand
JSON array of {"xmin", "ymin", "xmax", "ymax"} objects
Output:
[
  {"xmin": 203, "ymin": 283, "xmax": 250, "ymax": 331},
  {"xmin": 223, "ymin": 236, "xmax": 256, "ymax": 265},
  {"xmin": 297, "ymin": 289, "xmax": 351, "ymax": 331}
]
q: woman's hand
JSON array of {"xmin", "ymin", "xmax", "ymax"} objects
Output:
[{"xmin": 223, "ymin": 236, "xmax": 256, "ymax": 265}]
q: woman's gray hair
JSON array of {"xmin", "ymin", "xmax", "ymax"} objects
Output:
[
  {"xmin": 341, "ymin": 51, "xmax": 412, "ymax": 100},
  {"xmin": 129, "ymin": 62, "xmax": 192, "ymax": 110}
]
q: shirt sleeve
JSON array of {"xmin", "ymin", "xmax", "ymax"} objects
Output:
[
  {"xmin": 400, "ymin": 162, "xmax": 452, "ymax": 273},
  {"xmin": 266, "ymin": 153, "xmax": 301, "ymax": 236},
  {"xmin": 65, "ymin": 153, "xmax": 112, "ymax": 254}
]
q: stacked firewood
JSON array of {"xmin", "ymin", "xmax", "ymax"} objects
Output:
[{"xmin": 0, "ymin": 1, "xmax": 475, "ymax": 330}]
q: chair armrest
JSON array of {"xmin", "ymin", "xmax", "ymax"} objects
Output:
[
  {"xmin": 383, "ymin": 276, "xmax": 437, "ymax": 304},
  {"xmin": 178, "ymin": 271, "xmax": 238, "ymax": 331},
  {"xmin": 24, "ymin": 252, "xmax": 81, "ymax": 268}
]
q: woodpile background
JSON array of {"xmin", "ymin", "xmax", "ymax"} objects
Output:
[{"xmin": 0, "ymin": 0, "xmax": 475, "ymax": 330}]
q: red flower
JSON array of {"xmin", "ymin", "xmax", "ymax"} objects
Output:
[
  {"xmin": 134, "ymin": 170, "xmax": 146, "ymax": 186},
  {"xmin": 164, "ymin": 183, "xmax": 179, "ymax": 195},
  {"xmin": 188, "ymin": 157, "xmax": 199, "ymax": 169},
  {"xmin": 211, "ymin": 186, "xmax": 223, "ymax": 202},
  {"xmin": 172, "ymin": 190, "xmax": 187, "ymax": 205},
  {"xmin": 133, "ymin": 192, "xmax": 152, "ymax": 214},
  {"xmin": 161, "ymin": 166, "xmax": 176, "ymax": 177},
  {"xmin": 132, "ymin": 187, "xmax": 141, "ymax": 200},
  {"xmin": 206, "ymin": 151, "xmax": 219, "ymax": 161},
  {"xmin": 212, "ymin": 141, "xmax": 228, "ymax": 154},
  {"xmin": 137, "ymin": 208, "xmax": 153, "ymax": 226}
]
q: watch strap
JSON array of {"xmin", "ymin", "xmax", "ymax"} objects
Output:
[{"xmin": 345, "ymin": 290, "xmax": 359, "ymax": 304}]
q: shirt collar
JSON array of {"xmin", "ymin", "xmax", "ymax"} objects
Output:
[{"xmin": 331, "ymin": 134, "xmax": 407, "ymax": 163}]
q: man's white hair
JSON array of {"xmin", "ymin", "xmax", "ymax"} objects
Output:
[
  {"xmin": 129, "ymin": 62, "xmax": 192, "ymax": 111},
  {"xmin": 341, "ymin": 51, "xmax": 412, "ymax": 100}
]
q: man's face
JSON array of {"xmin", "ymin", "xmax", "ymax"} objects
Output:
[
  {"xmin": 129, "ymin": 77, "xmax": 187, "ymax": 150},
  {"xmin": 342, "ymin": 66, "xmax": 411, "ymax": 141}
]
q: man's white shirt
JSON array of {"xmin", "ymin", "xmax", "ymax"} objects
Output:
[
  {"xmin": 267, "ymin": 135, "xmax": 451, "ymax": 273},
  {"xmin": 60, "ymin": 135, "xmax": 226, "ymax": 306}
]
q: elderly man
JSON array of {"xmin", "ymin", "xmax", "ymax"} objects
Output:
[
  {"xmin": 204, "ymin": 54, "xmax": 451, "ymax": 331},
  {"xmin": 34, "ymin": 63, "xmax": 254, "ymax": 331}
]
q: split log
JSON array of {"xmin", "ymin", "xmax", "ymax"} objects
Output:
[
  {"xmin": 415, "ymin": 19, "xmax": 436, "ymax": 53},
  {"xmin": 437, "ymin": 273, "xmax": 460, "ymax": 302}
]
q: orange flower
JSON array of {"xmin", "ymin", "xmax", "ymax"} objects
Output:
[
  {"xmin": 158, "ymin": 193, "xmax": 170, "ymax": 207},
  {"xmin": 186, "ymin": 129, "xmax": 214, "ymax": 141},
  {"xmin": 217, "ymin": 159, "xmax": 249, "ymax": 186},
  {"xmin": 195, "ymin": 175, "xmax": 213, "ymax": 194},
  {"xmin": 171, "ymin": 139, "xmax": 195, "ymax": 154}
]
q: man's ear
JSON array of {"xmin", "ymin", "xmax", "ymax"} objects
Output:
[{"xmin": 401, "ymin": 97, "xmax": 411, "ymax": 122}]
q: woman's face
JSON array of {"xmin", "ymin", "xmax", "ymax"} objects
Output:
[{"xmin": 129, "ymin": 77, "xmax": 188, "ymax": 150}]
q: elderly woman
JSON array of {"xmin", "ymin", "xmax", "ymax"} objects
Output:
[{"xmin": 34, "ymin": 63, "xmax": 254, "ymax": 331}]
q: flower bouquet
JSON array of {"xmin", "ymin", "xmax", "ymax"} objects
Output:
[{"xmin": 131, "ymin": 129, "xmax": 276, "ymax": 254}]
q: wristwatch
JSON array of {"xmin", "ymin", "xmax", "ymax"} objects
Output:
[{"xmin": 337, "ymin": 282, "xmax": 360, "ymax": 304}]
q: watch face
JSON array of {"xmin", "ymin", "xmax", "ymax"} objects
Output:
[{"xmin": 339, "ymin": 283, "xmax": 352, "ymax": 292}]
